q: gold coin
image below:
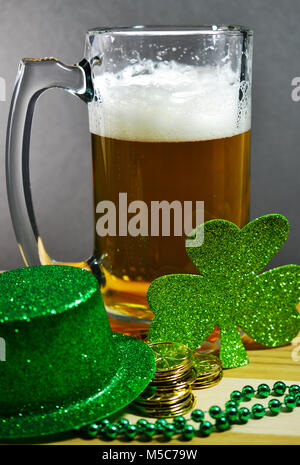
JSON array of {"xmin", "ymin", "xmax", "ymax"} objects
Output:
[
  {"xmin": 151, "ymin": 367, "xmax": 197, "ymax": 388},
  {"xmin": 137, "ymin": 385, "xmax": 189, "ymax": 398},
  {"xmin": 193, "ymin": 371, "xmax": 222, "ymax": 385},
  {"xmin": 134, "ymin": 388, "xmax": 192, "ymax": 409},
  {"xmin": 194, "ymin": 370, "xmax": 220, "ymax": 381},
  {"xmin": 192, "ymin": 371, "xmax": 223, "ymax": 390},
  {"xmin": 137, "ymin": 394, "xmax": 196, "ymax": 418},
  {"xmin": 135, "ymin": 388, "xmax": 190, "ymax": 405},
  {"xmin": 136, "ymin": 389, "xmax": 191, "ymax": 406},
  {"xmin": 193, "ymin": 351, "xmax": 222, "ymax": 377},
  {"xmin": 192, "ymin": 351, "xmax": 222, "ymax": 388},
  {"xmin": 149, "ymin": 342, "xmax": 194, "ymax": 373},
  {"xmin": 136, "ymin": 398, "xmax": 192, "ymax": 416},
  {"xmin": 153, "ymin": 395, "xmax": 194, "ymax": 412},
  {"xmin": 149, "ymin": 390, "xmax": 193, "ymax": 409},
  {"xmin": 153, "ymin": 364, "xmax": 192, "ymax": 381},
  {"xmin": 195, "ymin": 370, "xmax": 222, "ymax": 383},
  {"xmin": 143, "ymin": 384, "xmax": 189, "ymax": 396}
]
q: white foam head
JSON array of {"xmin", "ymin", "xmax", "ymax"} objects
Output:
[{"xmin": 88, "ymin": 61, "xmax": 251, "ymax": 142}]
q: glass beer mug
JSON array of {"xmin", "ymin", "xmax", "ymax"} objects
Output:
[{"xmin": 6, "ymin": 26, "xmax": 253, "ymax": 341}]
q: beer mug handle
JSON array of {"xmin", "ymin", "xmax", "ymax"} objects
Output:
[{"xmin": 6, "ymin": 57, "xmax": 101, "ymax": 277}]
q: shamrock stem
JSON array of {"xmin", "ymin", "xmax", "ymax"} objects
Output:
[{"xmin": 219, "ymin": 322, "xmax": 249, "ymax": 369}]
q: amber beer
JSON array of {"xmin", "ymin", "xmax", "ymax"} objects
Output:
[{"xmin": 89, "ymin": 61, "xmax": 251, "ymax": 334}]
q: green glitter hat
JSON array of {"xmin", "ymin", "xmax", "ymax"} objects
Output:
[{"xmin": 0, "ymin": 265, "xmax": 156, "ymax": 439}]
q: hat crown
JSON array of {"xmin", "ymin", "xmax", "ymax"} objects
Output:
[{"xmin": 0, "ymin": 266, "xmax": 115, "ymax": 415}]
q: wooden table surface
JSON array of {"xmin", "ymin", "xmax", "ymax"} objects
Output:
[{"xmin": 51, "ymin": 339, "xmax": 300, "ymax": 446}]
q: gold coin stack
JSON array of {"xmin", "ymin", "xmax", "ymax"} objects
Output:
[
  {"xmin": 192, "ymin": 351, "xmax": 223, "ymax": 389},
  {"xmin": 133, "ymin": 342, "xmax": 196, "ymax": 418}
]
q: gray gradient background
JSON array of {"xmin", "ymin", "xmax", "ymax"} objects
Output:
[{"xmin": 0, "ymin": 0, "xmax": 299, "ymax": 270}]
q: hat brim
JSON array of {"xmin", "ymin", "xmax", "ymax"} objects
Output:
[{"xmin": 0, "ymin": 333, "xmax": 156, "ymax": 439}]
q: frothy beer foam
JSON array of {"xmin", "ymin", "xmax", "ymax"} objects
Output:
[{"xmin": 88, "ymin": 61, "xmax": 251, "ymax": 142}]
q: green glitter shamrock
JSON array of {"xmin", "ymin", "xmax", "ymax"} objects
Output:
[{"xmin": 147, "ymin": 214, "xmax": 300, "ymax": 369}]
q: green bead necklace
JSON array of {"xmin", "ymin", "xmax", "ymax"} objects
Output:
[{"xmin": 79, "ymin": 381, "xmax": 300, "ymax": 441}]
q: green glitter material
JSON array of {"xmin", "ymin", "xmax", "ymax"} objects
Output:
[
  {"xmin": 148, "ymin": 215, "xmax": 300, "ymax": 369},
  {"xmin": 0, "ymin": 265, "xmax": 155, "ymax": 438}
]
